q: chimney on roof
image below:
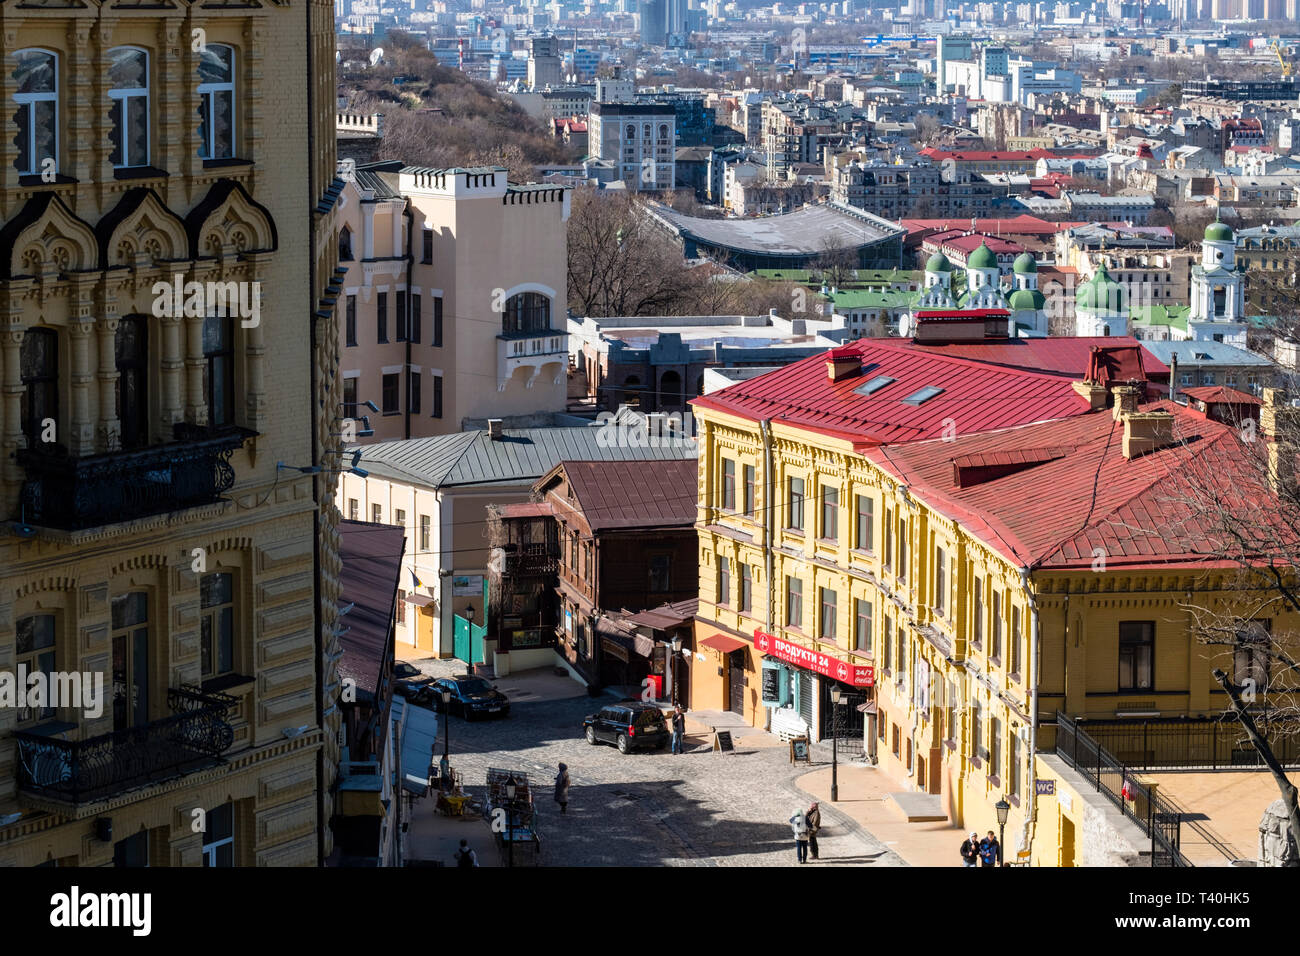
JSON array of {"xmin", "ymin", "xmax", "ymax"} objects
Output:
[
  {"xmin": 1112, "ymin": 384, "xmax": 1141, "ymax": 420},
  {"xmin": 1072, "ymin": 379, "xmax": 1109, "ymax": 410},
  {"xmin": 1122, "ymin": 411, "xmax": 1176, "ymax": 460},
  {"xmin": 826, "ymin": 348, "xmax": 861, "ymax": 382},
  {"xmin": 487, "ymin": 419, "xmax": 505, "ymax": 440}
]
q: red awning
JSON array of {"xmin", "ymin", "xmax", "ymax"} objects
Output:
[{"xmin": 700, "ymin": 634, "xmax": 747, "ymax": 653}]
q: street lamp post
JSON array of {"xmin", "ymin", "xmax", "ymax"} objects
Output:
[
  {"xmin": 505, "ymin": 775, "xmax": 517, "ymax": 869},
  {"xmin": 829, "ymin": 684, "xmax": 842, "ymax": 803},
  {"xmin": 440, "ymin": 689, "xmax": 452, "ymax": 786},
  {"xmin": 995, "ymin": 797, "xmax": 1011, "ymax": 866},
  {"xmin": 671, "ymin": 636, "xmax": 682, "ymax": 707}
]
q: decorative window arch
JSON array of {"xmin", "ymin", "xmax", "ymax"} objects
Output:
[
  {"xmin": 13, "ymin": 49, "xmax": 58, "ymax": 177},
  {"xmin": 502, "ymin": 291, "xmax": 551, "ymax": 334},
  {"xmin": 339, "ymin": 225, "xmax": 354, "ymax": 261}
]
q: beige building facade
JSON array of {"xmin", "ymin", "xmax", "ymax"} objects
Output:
[
  {"xmin": 336, "ymin": 163, "xmax": 570, "ymax": 443},
  {"xmin": 0, "ymin": 1, "xmax": 346, "ymax": 866}
]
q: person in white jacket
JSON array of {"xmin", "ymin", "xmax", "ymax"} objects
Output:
[{"xmin": 789, "ymin": 808, "xmax": 810, "ymax": 864}]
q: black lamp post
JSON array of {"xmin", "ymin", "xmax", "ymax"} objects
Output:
[
  {"xmin": 440, "ymin": 689, "xmax": 452, "ymax": 785},
  {"xmin": 829, "ymin": 684, "xmax": 842, "ymax": 803},
  {"xmin": 995, "ymin": 797, "xmax": 1010, "ymax": 866},
  {"xmin": 671, "ymin": 636, "xmax": 682, "ymax": 707},
  {"xmin": 504, "ymin": 774, "xmax": 517, "ymax": 869}
]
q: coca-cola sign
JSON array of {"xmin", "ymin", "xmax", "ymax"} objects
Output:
[{"xmin": 753, "ymin": 629, "xmax": 874, "ymax": 687}]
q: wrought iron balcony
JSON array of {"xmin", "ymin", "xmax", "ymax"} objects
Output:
[
  {"xmin": 13, "ymin": 685, "xmax": 237, "ymax": 807},
  {"xmin": 503, "ymin": 543, "xmax": 560, "ymax": 576},
  {"xmin": 16, "ymin": 424, "xmax": 255, "ymax": 530}
]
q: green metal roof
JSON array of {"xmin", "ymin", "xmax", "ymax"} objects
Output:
[{"xmin": 967, "ymin": 242, "xmax": 998, "ymax": 270}]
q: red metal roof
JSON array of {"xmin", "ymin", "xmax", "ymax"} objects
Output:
[
  {"xmin": 867, "ymin": 402, "xmax": 1288, "ymax": 570},
  {"xmin": 902, "ymin": 214, "xmax": 1080, "ymax": 239},
  {"xmin": 925, "ymin": 231, "xmax": 1028, "ymax": 256},
  {"xmin": 691, "ymin": 338, "xmax": 1092, "ymax": 446},
  {"xmin": 1180, "ymin": 386, "xmax": 1262, "ymax": 405},
  {"xmin": 895, "ymin": 336, "xmax": 1169, "ymax": 382}
]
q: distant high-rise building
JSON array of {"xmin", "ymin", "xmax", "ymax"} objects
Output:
[
  {"xmin": 638, "ymin": 0, "xmax": 666, "ymax": 45},
  {"xmin": 528, "ymin": 34, "xmax": 563, "ymax": 88}
]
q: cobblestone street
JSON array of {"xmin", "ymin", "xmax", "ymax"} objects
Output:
[{"xmin": 417, "ymin": 666, "xmax": 906, "ymax": 867}]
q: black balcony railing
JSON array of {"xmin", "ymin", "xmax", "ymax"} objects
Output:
[
  {"xmin": 504, "ymin": 544, "xmax": 560, "ymax": 576},
  {"xmin": 1071, "ymin": 715, "xmax": 1300, "ymax": 771},
  {"xmin": 1055, "ymin": 712, "xmax": 1186, "ymax": 867},
  {"xmin": 17, "ymin": 424, "xmax": 254, "ymax": 530},
  {"xmin": 13, "ymin": 685, "xmax": 237, "ymax": 806}
]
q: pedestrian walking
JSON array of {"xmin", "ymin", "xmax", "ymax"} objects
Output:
[
  {"xmin": 979, "ymin": 830, "xmax": 1000, "ymax": 867},
  {"xmin": 789, "ymin": 807, "xmax": 810, "ymax": 864},
  {"xmin": 806, "ymin": 802, "xmax": 822, "ymax": 860},
  {"xmin": 453, "ymin": 839, "xmax": 479, "ymax": 868},
  {"xmin": 959, "ymin": 831, "xmax": 981, "ymax": 867},
  {"xmin": 671, "ymin": 706, "xmax": 686, "ymax": 754},
  {"xmin": 554, "ymin": 762, "xmax": 570, "ymax": 814}
]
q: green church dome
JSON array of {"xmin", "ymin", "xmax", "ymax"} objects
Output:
[
  {"xmin": 1012, "ymin": 252, "xmax": 1038, "ymax": 274},
  {"xmin": 1204, "ymin": 221, "xmax": 1234, "ymax": 243},
  {"xmin": 967, "ymin": 242, "xmax": 998, "ymax": 270},
  {"xmin": 925, "ymin": 252, "xmax": 953, "ymax": 273},
  {"xmin": 1008, "ymin": 288, "xmax": 1046, "ymax": 311},
  {"xmin": 1076, "ymin": 263, "xmax": 1126, "ymax": 313}
]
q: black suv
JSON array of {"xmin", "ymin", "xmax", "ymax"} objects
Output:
[
  {"xmin": 583, "ymin": 702, "xmax": 669, "ymax": 754},
  {"xmin": 430, "ymin": 676, "xmax": 510, "ymax": 720}
]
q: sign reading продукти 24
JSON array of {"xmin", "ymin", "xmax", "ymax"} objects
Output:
[{"xmin": 753, "ymin": 629, "xmax": 874, "ymax": 686}]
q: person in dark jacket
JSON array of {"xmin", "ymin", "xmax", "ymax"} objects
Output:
[
  {"xmin": 554, "ymin": 763, "xmax": 570, "ymax": 814},
  {"xmin": 671, "ymin": 707, "xmax": 686, "ymax": 754},
  {"xmin": 806, "ymin": 802, "xmax": 822, "ymax": 860},
  {"xmin": 960, "ymin": 831, "xmax": 980, "ymax": 867},
  {"xmin": 980, "ymin": 831, "xmax": 1000, "ymax": 867}
]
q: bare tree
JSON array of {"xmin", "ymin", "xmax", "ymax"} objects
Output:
[
  {"xmin": 1151, "ymin": 400, "xmax": 1300, "ymax": 859},
  {"xmin": 566, "ymin": 189, "xmax": 692, "ymax": 317},
  {"xmin": 812, "ymin": 238, "xmax": 857, "ymax": 290}
]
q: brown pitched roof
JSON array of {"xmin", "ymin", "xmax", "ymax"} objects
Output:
[
  {"xmin": 338, "ymin": 520, "xmax": 405, "ymax": 698},
  {"xmin": 560, "ymin": 459, "xmax": 698, "ymax": 532}
]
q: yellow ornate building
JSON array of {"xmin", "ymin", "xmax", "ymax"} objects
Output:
[
  {"xmin": 692, "ymin": 339, "xmax": 1294, "ymax": 865},
  {"xmin": 0, "ymin": 0, "xmax": 346, "ymax": 865}
]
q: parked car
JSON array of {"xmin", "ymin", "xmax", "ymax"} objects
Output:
[
  {"xmin": 582, "ymin": 701, "xmax": 669, "ymax": 754},
  {"xmin": 392, "ymin": 661, "xmax": 435, "ymax": 704},
  {"xmin": 430, "ymin": 676, "xmax": 510, "ymax": 720}
]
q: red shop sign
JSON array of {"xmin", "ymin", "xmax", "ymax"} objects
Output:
[{"xmin": 753, "ymin": 629, "xmax": 874, "ymax": 687}]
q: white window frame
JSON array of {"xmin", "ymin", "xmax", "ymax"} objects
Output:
[
  {"xmin": 109, "ymin": 46, "xmax": 150, "ymax": 169},
  {"xmin": 197, "ymin": 43, "xmax": 236, "ymax": 160},
  {"xmin": 13, "ymin": 48, "xmax": 59, "ymax": 177}
]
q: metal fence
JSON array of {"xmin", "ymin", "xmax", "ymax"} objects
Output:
[
  {"xmin": 1055, "ymin": 712, "xmax": 1187, "ymax": 867},
  {"xmin": 1074, "ymin": 715, "xmax": 1300, "ymax": 770}
]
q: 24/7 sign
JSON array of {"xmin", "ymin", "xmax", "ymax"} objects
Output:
[{"xmin": 753, "ymin": 629, "xmax": 874, "ymax": 686}]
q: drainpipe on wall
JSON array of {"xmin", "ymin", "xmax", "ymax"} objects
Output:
[
  {"xmin": 403, "ymin": 199, "xmax": 414, "ymax": 441},
  {"xmin": 1018, "ymin": 566, "xmax": 1040, "ymax": 862},
  {"xmin": 761, "ymin": 418, "xmax": 775, "ymax": 732}
]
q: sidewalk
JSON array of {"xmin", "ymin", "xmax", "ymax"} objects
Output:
[
  {"xmin": 794, "ymin": 763, "xmax": 965, "ymax": 868},
  {"xmin": 403, "ymin": 791, "xmax": 501, "ymax": 867}
]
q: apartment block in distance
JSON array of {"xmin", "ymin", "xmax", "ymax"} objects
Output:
[
  {"xmin": 0, "ymin": 1, "xmax": 347, "ymax": 866},
  {"xmin": 335, "ymin": 161, "xmax": 570, "ymax": 442}
]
